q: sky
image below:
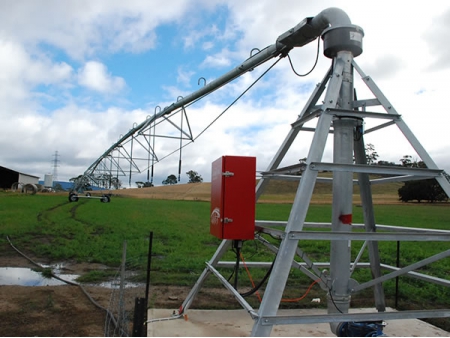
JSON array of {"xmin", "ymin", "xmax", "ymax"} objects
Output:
[{"xmin": 1, "ymin": 0, "xmax": 450, "ymax": 187}]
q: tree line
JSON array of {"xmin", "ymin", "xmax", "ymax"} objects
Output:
[
  {"xmin": 136, "ymin": 170, "xmax": 203, "ymax": 188},
  {"xmin": 365, "ymin": 150, "xmax": 447, "ymax": 203},
  {"xmin": 69, "ymin": 144, "xmax": 448, "ymax": 203}
]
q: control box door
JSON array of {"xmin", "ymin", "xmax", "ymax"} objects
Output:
[{"xmin": 210, "ymin": 156, "xmax": 256, "ymax": 240}]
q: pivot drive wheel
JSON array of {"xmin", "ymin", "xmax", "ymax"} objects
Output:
[
  {"xmin": 69, "ymin": 193, "xmax": 79, "ymax": 202},
  {"xmin": 100, "ymin": 195, "xmax": 111, "ymax": 203}
]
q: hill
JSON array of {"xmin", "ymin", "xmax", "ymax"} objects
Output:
[{"xmin": 111, "ymin": 177, "xmax": 403, "ymax": 204}]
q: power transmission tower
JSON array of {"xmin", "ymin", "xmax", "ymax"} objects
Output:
[{"xmin": 52, "ymin": 151, "xmax": 60, "ymax": 183}]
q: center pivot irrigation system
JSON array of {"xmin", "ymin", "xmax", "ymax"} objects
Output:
[{"xmin": 72, "ymin": 7, "xmax": 450, "ymax": 337}]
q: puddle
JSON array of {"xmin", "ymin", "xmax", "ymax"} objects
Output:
[
  {"xmin": 0, "ymin": 266, "xmax": 145, "ymax": 288},
  {"xmin": 0, "ymin": 267, "xmax": 79, "ymax": 286}
]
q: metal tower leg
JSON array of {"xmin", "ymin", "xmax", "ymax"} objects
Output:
[
  {"xmin": 179, "ymin": 239, "xmax": 232, "ymax": 314},
  {"xmin": 251, "ymin": 55, "xmax": 346, "ymax": 337},
  {"xmin": 256, "ymin": 66, "xmax": 332, "ymax": 201},
  {"xmin": 353, "ymin": 60, "xmax": 450, "ymax": 196},
  {"xmin": 354, "ymin": 126, "xmax": 386, "ymax": 312}
]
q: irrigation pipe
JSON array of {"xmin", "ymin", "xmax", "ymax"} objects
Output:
[{"xmin": 6, "ymin": 235, "xmax": 122, "ymax": 334}]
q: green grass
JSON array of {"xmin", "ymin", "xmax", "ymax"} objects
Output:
[{"xmin": 1, "ymin": 191, "xmax": 450, "ymax": 322}]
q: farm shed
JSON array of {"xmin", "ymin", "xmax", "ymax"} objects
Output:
[{"xmin": 0, "ymin": 166, "xmax": 39, "ymax": 189}]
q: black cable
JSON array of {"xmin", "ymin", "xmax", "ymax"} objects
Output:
[
  {"xmin": 239, "ymin": 260, "xmax": 274, "ymax": 298},
  {"xmin": 328, "ymin": 288, "xmax": 344, "ymax": 314},
  {"xmin": 245, "ymin": 238, "xmax": 259, "ymax": 261},
  {"xmin": 153, "ymin": 56, "xmax": 283, "ymax": 164},
  {"xmin": 239, "ymin": 252, "xmax": 277, "ymax": 298},
  {"xmin": 227, "ymin": 269, "xmax": 235, "ymax": 283},
  {"xmin": 233, "ymin": 244, "xmax": 241, "ymax": 289},
  {"xmin": 287, "ymin": 37, "xmax": 320, "ymax": 77}
]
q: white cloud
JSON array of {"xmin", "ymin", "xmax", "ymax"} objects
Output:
[
  {"xmin": 202, "ymin": 41, "xmax": 215, "ymax": 51},
  {"xmin": 424, "ymin": 8, "xmax": 450, "ymax": 70},
  {"xmin": 176, "ymin": 67, "xmax": 195, "ymax": 87},
  {"xmin": 201, "ymin": 50, "xmax": 232, "ymax": 68},
  {"xmin": 0, "ymin": 0, "xmax": 193, "ymax": 60},
  {"xmin": 359, "ymin": 55, "xmax": 404, "ymax": 81},
  {"xmin": 1, "ymin": 0, "xmax": 450, "ymax": 186},
  {"xmin": 0, "ymin": 37, "xmax": 73, "ymax": 90},
  {"xmin": 77, "ymin": 61, "xmax": 125, "ymax": 94}
]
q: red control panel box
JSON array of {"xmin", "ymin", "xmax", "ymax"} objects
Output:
[{"xmin": 210, "ymin": 156, "xmax": 256, "ymax": 240}]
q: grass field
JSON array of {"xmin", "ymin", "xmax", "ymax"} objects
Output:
[{"xmin": 1, "ymin": 188, "xmax": 449, "ymax": 329}]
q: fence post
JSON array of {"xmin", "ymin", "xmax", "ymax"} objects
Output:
[
  {"xmin": 395, "ymin": 241, "xmax": 400, "ymax": 308},
  {"xmin": 119, "ymin": 241, "xmax": 127, "ymax": 334},
  {"xmin": 133, "ymin": 231, "xmax": 153, "ymax": 337},
  {"xmin": 132, "ymin": 297, "xmax": 147, "ymax": 337}
]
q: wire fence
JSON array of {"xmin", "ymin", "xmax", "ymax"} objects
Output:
[{"xmin": 104, "ymin": 241, "xmax": 148, "ymax": 337}]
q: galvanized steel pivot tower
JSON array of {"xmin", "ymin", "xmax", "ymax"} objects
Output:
[
  {"xmin": 253, "ymin": 11, "xmax": 376, "ymax": 336},
  {"xmin": 177, "ymin": 7, "xmax": 450, "ymax": 337}
]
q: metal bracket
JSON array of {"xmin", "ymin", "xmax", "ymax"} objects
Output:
[{"xmin": 222, "ymin": 171, "xmax": 234, "ymax": 177}]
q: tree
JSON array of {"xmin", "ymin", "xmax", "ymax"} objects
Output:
[
  {"xmin": 135, "ymin": 181, "xmax": 144, "ymax": 188},
  {"xmin": 143, "ymin": 181, "xmax": 154, "ymax": 188},
  {"xmin": 54, "ymin": 183, "xmax": 65, "ymax": 192},
  {"xmin": 377, "ymin": 160, "xmax": 396, "ymax": 166},
  {"xmin": 162, "ymin": 174, "xmax": 178, "ymax": 185},
  {"xmin": 365, "ymin": 143, "xmax": 379, "ymax": 165},
  {"xmin": 399, "ymin": 155, "xmax": 426, "ymax": 168},
  {"xmin": 397, "ymin": 156, "xmax": 447, "ymax": 203},
  {"xmin": 399, "ymin": 155, "xmax": 412, "ymax": 167},
  {"xmin": 353, "ymin": 143, "xmax": 379, "ymax": 165},
  {"xmin": 186, "ymin": 170, "xmax": 203, "ymax": 183},
  {"xmin": 398, "ymin": 179, "xmax": 447, "ymax": 203}
]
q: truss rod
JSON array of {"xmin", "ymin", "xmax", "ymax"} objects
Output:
[{"xmin": 352, "ymin": 249, "xmax": 450, "ymax": 292}]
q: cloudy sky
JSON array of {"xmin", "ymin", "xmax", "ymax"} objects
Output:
[{"xmin": 1, "ymin": 0, "xmax": 450, "ymax": 186}]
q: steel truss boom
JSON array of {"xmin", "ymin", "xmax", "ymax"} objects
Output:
[{"xmin": 72, "ymin": 8, "xmax": 350, "ymax": 192}]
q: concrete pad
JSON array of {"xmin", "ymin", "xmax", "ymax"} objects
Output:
[{"xmin": 147, "ymin": 308, "xmax": 449, "ymax": 337}]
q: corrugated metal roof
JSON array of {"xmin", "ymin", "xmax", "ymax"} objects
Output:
[{"xmin": 0, "ymin": 165, "xmax": 40, "ymax": 178}]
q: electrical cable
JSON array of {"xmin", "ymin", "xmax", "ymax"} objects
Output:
[
  {"xmin": 233, "ymin": 243, "xmax": 241, "ymax": 289},
  {"xmin": 239, "ymin": 254, "xmax": 276, "ymax": 298},
  {"xmin": 89, "ymin": 50, "xmax": 285, "ymax": 184},
  {"xmin": 239, "ymin": 252, "xmax": 262, "ymax": 302},
  {"xmin": 328, "ymin": 288, "xmax": 344, "ymax": 314},
  {"xmin": 287, "ymin": 37, "xmax": 320, "ymax": 77},
  {"xmin": 281, "ymin": 278, "xmax": 320, "ymax": 303},
  {"xmin": 226, "ymin": 246, "xmax": 238, "ymax": 282},
  {"xmin": 151, "ymin": 56, "xmax": 283, "ymax": 165},
  {"xmin": 244, "ymin": 238, "xmax": 259, "ymax": 261}
]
